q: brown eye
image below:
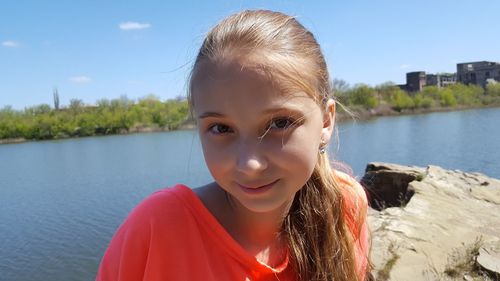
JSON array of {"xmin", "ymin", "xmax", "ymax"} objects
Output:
[
  {"xmin": 269, "ymin": 118, "xmax": 294, "ymax": 130},
  {"xmin": 208, "ymin": 124, "xmax": 232, "ymax": 134}
]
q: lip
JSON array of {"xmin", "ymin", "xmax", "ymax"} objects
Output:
[{"xmin": 238, "ymin": 179, "xmax": 279, "ymax": 194}]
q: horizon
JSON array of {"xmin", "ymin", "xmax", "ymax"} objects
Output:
[{"xmin": 2, "ymin": 0, "xmax": 500, "ymax": 110}]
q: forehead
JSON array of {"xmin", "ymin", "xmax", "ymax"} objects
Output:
[
  {"xmin": 192, "ymin": 59, "xmax": 275, "ymax": 95},
  {"xmin": 191, "ymin": 60, "xmax": 319, "ymax": 114}
]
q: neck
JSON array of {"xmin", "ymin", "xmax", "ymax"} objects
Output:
[
  {"xmin": 220, "ymin": 187, "xmax": 293, "ymax": 265},
  {"xmin": 230, "ymin": 197, "xmax": 286, "ymax": 246}
]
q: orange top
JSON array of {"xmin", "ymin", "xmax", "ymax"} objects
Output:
[
  {"xmin": 336, "ymin": 171, "xmax": 370, "ymax": 280},
  {"xmin": 96, "ymin": 173, "xmax": 369, "ymax": 281}
]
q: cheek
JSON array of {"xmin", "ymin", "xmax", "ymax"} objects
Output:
[
  {"xmin": 279, "ymin": 141, "xmax": 317, "ymax": 167},
  {"xmin": 199, "ymin": 137, "xmax": 233, "ymax": 175},
  {"xmin": 272, "ymin": 131, "xmax": 320, "ymax": 173},
  {"xmin": 285, "ymin": 120, "xmax": 322, "ymax": 154}
]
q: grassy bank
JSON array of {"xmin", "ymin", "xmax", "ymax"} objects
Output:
[
  {"xmin": 333, "ymin": 81, "xmax": 500, "ymax": 121},
  {"xmin": 0, "ymin": 95, "xmax": 190, "ymax": 144}
]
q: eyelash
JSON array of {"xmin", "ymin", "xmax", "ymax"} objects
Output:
[{"xmin": 207, "ymin": 117, "xmax": 297, "ymax": 135}]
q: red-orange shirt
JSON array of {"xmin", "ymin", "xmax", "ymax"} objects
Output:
[
  {"xmin": 336, "ymin": 171, "xmax": 370, "ymax": 280},
  {"xmin": 96, "ymin": 174, "xmax": 369, "ymax": 281}
]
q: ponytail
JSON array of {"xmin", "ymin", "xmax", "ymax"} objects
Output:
[{"xmin": 282, "ymin": 153, "xmax": 360, "ymax": 281}]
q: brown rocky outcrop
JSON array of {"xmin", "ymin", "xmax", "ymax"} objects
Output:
[{"xmin": 364, "ymin": 163, "xmax": 500, "ymax": 281}]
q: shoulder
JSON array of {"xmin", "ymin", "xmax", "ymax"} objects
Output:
[
  {"xmin": 105, "ymin": 184, "xmax": 192, "ymax": 240},
  {"xmin": 124, "ymin": 184, "xmax": 194, "ymax": 228},
  {"xmin": 334, "ymin": 171, "xmax": 371, "ymax": 278},
  {"xmin": 101, "ymin": 184, "xmax": 198, "ymax": 253},
  {"xmin": 96, "ymin": 184, "xmax": 195, "ymax": 281},
  {"xmin": 333, "ymin": 170, "xmax": 369, "ymax": 236},
  {"xmin": 334, "ymin": 170, "xmax": 368, "ymax": 207},
  {"xmin": 136, "ymin": 184, "xmax": 190, "ymax": 213}
]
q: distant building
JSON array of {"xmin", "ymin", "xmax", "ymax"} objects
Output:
[
  {"xmin": 439, "ymin": 73, "xmax": 458, "ymax": 87},
  {"xmin": 401, "ymin": 71, "xmax": 456, "ymax": 93},
  {"xmin": 399, "ymin": 60, "xmax": 497, "ymax": 93},
  {"xmin": 457, "ymin": 61, "xmax": 500, "ymax": 87},
  {"xmin": 426, "ymin": 73, "xmax": 457, "ymax": 88},
  {"xmin": 406, "ymin": 71, "xmax": 427, "ymax": 92}
]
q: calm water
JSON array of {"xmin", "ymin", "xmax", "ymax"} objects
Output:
[{"xmin": 1, "ymin": 107, "xmax": 499, "ymax": 281}]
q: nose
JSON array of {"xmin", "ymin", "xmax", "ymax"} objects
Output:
[{"xmin": 235, "ymin": 139, "xmax": 268, "ymax": 175}]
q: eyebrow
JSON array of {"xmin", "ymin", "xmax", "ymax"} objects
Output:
[
  {"xmin": 197, "ymin": 107, "xmax": 304, "ymax": 119},
  {"xmin": 198, "ymin": 112, "xmax": 226, "ymax": 119}
]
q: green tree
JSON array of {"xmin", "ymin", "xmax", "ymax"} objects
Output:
[
  {"xmin": 390, "ymin": 88, "xmax": 414, "ymax": 111},
  {"xmin": 138, "ymin": 94, "xmax": 161, "ymax": 108},
  {"xmin": 421, "ymin": 86, "xmax": 440, "ymax": 101},
  {"xmin": 0, "ymin": 105, "xmax": 15, "ymax": 116},
  {"xmin": 347, "ymin": 84, "xmax": 379, "ymax": 109},
  {"xmin": 69, "ymin": 99, "xmax": 84, "ymax": 114},
  {"xmin": 96, "ymin": 98, "xmax": 111, "ymax": 109},
  {"xmin": 164, "ymin": 100, "xmax": 189, "ymax": 129},
  {"xmin": 22, "ymin": 105, "xmax": 47, "ymax": 117},
  {"xmin": 448, "ymin": 83, "xmax": 483, "ymax": 106},
  {"xmin": 438, "ymin": 88, "xmax": 457, "ymax": 107},
  {"xmin": 486, "ymin": 82, "xmax": 500, "ymax": 97},
  {"xmin": 0, "ymin": 94, "xmax": 190, "ymax": 140},
  {"xmin": 375, "ymin": 82, "xmax": 398, "ymax": 102},
  {"xmin": 75, "ymin": 113, "xmax": 98, "ymax": 136},
  {"xmin": 33, "ymin": 114, "xmax": 56, "ymax": 139},
  {"xmin": 413, "ymin": 93, "xmax": 433, "ymax": 108}
]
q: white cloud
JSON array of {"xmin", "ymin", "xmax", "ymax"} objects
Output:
[
  {"xmin": 119, "ymin": 22, "xmax": 151, "ymax": 30},
  {"xmin": 2, "ymin": 41, "xmax": 19, "ymax": 47},
  {"xmin": 70, "ymin": 76, "xmax": 91, "ymax": 83},
  {"xmin": 399, "ymin": 64, "xmax": 411, "ymax": 69}
]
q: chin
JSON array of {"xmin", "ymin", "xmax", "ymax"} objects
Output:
[{"xmin": 235, "ymin": 195, "xmax": 294, "ymax": 214}]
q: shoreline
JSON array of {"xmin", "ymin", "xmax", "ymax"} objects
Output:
[
  {"xmin": 335, "ymin": 103, "xmax": 500, "ymax": 123},
  {"xmin": 1, "ymin": 104, "xmax": 499, "ymax": 145}
]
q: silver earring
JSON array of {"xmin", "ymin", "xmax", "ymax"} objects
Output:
[{"xmin": 319, "ymin": 140, "xmax": 327, "ymax": 154}]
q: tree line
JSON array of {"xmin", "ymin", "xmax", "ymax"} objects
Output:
[
  {"xmin": 0, "ymin": 95, "xmax": 189, "ymax": 141},
  {"xmin": 333, "ymin": 80, "xmax": 500, "ymax": 111},
  {"xmin": 2, "ymin": 81, "xmax": 500, "ymax": 142}
]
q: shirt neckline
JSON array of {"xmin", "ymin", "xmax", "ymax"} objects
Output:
[{"xmin": 171, "ymin": 184, "xmax": 290, "ymax": 274}]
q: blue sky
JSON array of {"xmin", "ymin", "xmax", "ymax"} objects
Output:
[{"xmin": 2, "ymin": 0, "xmax": 499, "ymax": 110}]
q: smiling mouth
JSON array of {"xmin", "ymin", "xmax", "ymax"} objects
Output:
[{"xmin": 238, "ymin": 179, "xmax": 279, "ymax": 194}]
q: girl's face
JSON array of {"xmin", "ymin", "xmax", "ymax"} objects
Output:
[{"xmin": 192, "ymin": 59, "xmax": 332, "ymax": 214}]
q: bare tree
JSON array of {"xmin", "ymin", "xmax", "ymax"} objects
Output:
[
  {"xmin": 333, "ymin": 78, "xmax": 350, "ymax": 94},
  {"xmin": 53, "ymin": 87, "xmax": 60, "ymax": 110},
  {"xmin": 69, "ymin": 98, "xmax": 84, "ymax": 113}
]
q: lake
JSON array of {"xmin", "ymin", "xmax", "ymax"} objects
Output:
[{"xmin": 1, "ymin": 107, "xmax": 499, "ymax": 281}]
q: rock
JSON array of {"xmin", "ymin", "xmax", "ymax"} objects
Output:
[
  {"xmin": 477, "ymin": 243, "xmax": 500, "ymax": 278},
  {"xmin": 366, "ymin": 162, "xmax": 500, "ymax": 281},
  {"xmin": 361, "ymin": 162, "xmax": 425, "ymax": 210}
]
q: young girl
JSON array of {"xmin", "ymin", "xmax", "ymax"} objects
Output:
[{"xmin": 96, "ymin": 10, "xmax": 370, "ymax": 281}]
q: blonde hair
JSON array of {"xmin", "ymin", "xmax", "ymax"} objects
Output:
[{"xmin": 188, "ymin": 10, "xmax": 368, "ymax": 281}]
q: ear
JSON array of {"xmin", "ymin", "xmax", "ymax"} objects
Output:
[{"xmin": 320, "ymin": 99, "xmax": 336, "ymax": 144}]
